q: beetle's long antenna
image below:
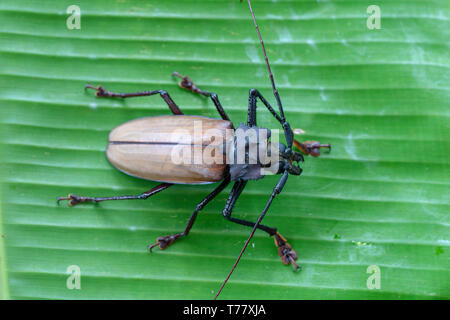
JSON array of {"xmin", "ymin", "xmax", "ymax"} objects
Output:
[
  {"xmin": 214, "ymin": 171, "xmax": 289, "ymax": 299},
  {"xmin": 214, "ymin": 214, "xmax": 261, "ymax": 300},
  {"xmin": 246, "ymin": 0, "xmax": 285, "ymax": 121},
  {"xmin": 214, "ymin": 1, "xmax": 295, "ymax": 300}
]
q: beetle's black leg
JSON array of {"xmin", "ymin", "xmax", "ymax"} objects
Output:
[
  {"xmin": 221, "ymin": 179, "xmax": 299, "ymax": 270},
  {"xmin": 247, "ymin": 88, "xmax": 282, "ymax": 127},
  {"xmin": 85, "ymin": 84, "xmax": 183, "ymax": 115},
  {"xmin": 247, "ymin": 88, "xmax": 295, "ymax": 147},
  {"xmin": 249, "ymin": 89, "xmax": 334, "ymax": 156},
  {"xmin": 215, "ymin": 171, "xmax": 298, "ymax": 299},
  {"xmin": 57, "ymin": 183, "xmax": 172, "ymax": 206},
  {"xmin": 149, "ymin": 176, "xmax": 231, "ymax": 251},
  {"xmin": 172, "ymin": 72, "xmax": 231, "ymax": 122},
  {"xmin": 273, "ymin": 232, "xmax": 299, "ymax": 270},
  {"xmin": 222, "ymin": 180, "xmax": 277, "ymax": 235}
]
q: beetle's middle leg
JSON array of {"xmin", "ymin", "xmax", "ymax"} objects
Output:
[
  {"xmin": 85, "ymin": 84, "xmax": 183, "ymax": 115},
  {"xmin": 172, "ymin": 71, "xmax": 231, "ymax": 122},
  {"xmin": 149, "ymin": 177, "xmax": 231, "ymax": 251}
]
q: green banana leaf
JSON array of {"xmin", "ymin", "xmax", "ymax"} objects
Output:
[{"xmin": 0, "ymin": 0, "xmax": 448, "ymax": 300}]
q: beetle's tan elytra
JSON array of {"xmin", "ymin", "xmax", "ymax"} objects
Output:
[{"xmin": 107, "ymin": 115, "xmax": 233, "ymax": 184}]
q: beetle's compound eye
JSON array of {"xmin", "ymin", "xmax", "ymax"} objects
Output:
[
  {"xmin": 276, "ymin": 160, "xmax": 287, "ymax": 174},
  {"xmin": 278, "ymin": 143, "xmax": 286, "ymax": 154},
  {"xmin": 278, "ymin": 143, "xmax": 290, "ymax": 161}
]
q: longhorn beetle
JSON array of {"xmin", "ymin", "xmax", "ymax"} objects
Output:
[{"xmin": 57, "ymin": 0, "xmax": 331, "ymax": 299}]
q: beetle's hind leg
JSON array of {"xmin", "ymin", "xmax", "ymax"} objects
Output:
[
  {"xmin": 149, "ymin": 177, "xmax": 231, "ymax": 252},
  {"xmin": 84, "ymin": 84, "xmax": 183, "ymax": 115},
  {"xmin": 57, "ymin": 183, "xmax": 172, "ymax": 206},
  {"xmin": 172, "ymin": 71, "xmax": 231, "ymax": 121}
]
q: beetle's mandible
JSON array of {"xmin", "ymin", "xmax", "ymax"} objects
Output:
[{"xmin": 57, "ymin": 0, "xmax": 331, "ymax": 299}]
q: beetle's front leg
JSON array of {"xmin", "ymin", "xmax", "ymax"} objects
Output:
[
  {"xmin": 293, "ymin": 140, "xmax": 331, "ymax": 157},
  {"xmin": 222, "ymin": 180, "xmax": 300, "ymax": 270},
  {"xmin": 274, "ymin": 232, "xmax": 300, "ymax": 271}
]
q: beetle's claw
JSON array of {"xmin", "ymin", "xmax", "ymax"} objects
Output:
[
  {"xmin": 172, "ymin": 71, "xmax": 196, "ymax": 92},
  {"xmin": 57, "ymin": 194, "xmax": 93, "ymax": 206},
  {"xmin": 274, "ymin": 232, "xmax": 300, "ymax": 271},
  {"xmin": 293, "ymin": 139, "xmax": 331, "ymax": 157},
  {"xmin": 280, "ymin": 246, "xmax": 300, "ymax": 272},
  {"xmin": 85, "ymin": 84, "xmax": 107, "ymax": 97},
  {"xmin": 148, "ymin": 235, "xmax": 177, "ymax": 252}
]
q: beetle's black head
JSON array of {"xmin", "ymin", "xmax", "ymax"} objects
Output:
[{"xmin": 277, "ymin": 143, "xmax": 304, "ymax": 176}]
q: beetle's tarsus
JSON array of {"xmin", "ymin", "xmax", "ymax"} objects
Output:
[
  {"xmin": 172, "ymin": 71, "xmax": 198, "ymax": 92},
  {"xmin": 293, "ymin": 139, "xmax": 331, "ymax": 157},
  {"xmin": 288, "ymin": 255, "xmax": 300, "ymax": 272},
  {"xmin": 173, "ymin": 71, "xmax": 232, "ymax": 121},
  {"xmin": 148, "ymin": 242, "xmax": 160, "ymax": 252},
  {"xmin": 274, "ymin": 232, "xmax": 300, "ymax": 271},
  {"xmin": 148, "ymin": 234, "xmax": 182, "ymax": 252},
  {"xmin": 57, "ymin": 194, "xmax": 95, "ymax": 206},
  {"xmin": 172, "ymin": 71, "xmax": 208, "ymax": 96},
  {"xmin": 85, "ymin": 84, "xmax": 108, "ymax": 97}
]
